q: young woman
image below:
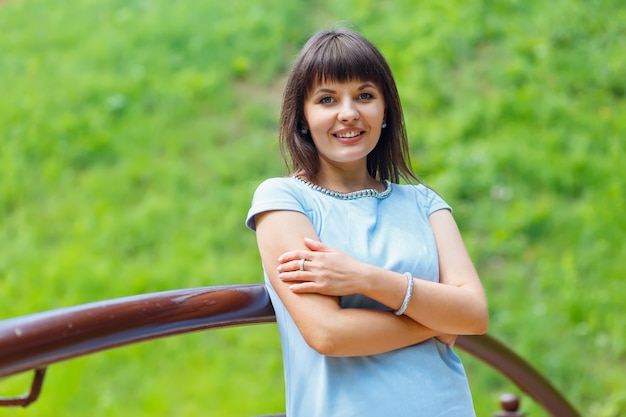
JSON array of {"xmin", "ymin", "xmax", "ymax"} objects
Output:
[{"xmin": 246, "ymin": 28, "xmax": 488, "ymax": 417}]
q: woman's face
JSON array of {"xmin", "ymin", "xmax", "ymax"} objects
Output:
[{"xmin": 303, "ymin": 79, "xmax": 386, "ymax": 172}]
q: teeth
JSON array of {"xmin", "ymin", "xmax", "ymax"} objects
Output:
[{"xmin": 336, "ymin": 131, "xmax": 361, "ymax": 138}]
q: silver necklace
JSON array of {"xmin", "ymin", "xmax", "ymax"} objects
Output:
[{"xmin": 293, "ymin": 176, "xmax": 392, "ymax": 200}]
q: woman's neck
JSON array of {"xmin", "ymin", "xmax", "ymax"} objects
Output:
[{"xmin": 304, "ymin": 170, "xmax": 383, "ymax": 194}]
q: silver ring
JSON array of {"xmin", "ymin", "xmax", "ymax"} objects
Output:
[{"xmin": 298, "ymin": 258, "xmax": 305, "ymax": 271}]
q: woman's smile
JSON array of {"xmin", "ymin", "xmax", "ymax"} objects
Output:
[{"xmin": 333, "ymin": 128, "xmax": 365, "ymax": 142}]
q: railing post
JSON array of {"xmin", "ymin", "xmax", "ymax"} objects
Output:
[
  {"xmin": 494, "ymin": 393, "xmax": 525, "ymax": 416},
  {"xmin": 0, "ymin": 368, "xmax": 47, "ymax": 407}
]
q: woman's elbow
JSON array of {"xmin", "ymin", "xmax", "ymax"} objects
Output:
[
  {"xmin": 463, "ymin": 290, "xmax": 489, "ymax": 335},
  {"xmin": 474, "ymin": 314, "xmax": 489, "ymax": 335},
  {"xmin": 468, "ymin": 305, "xmax": 489, "ymax": 335},
  {"xmin": 301, "ymin": 323, "xmax": 343, "ymax": 356},
  {"xmin": 307, "ymin": 337, "xmax": 338, "ymax": 356}
]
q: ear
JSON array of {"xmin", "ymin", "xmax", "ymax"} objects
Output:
[{"xmin": 299, "ymin": 121, "xmax": 309, "ymax": 135}]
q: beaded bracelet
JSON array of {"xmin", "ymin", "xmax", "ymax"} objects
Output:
[{"xmin": 394, "ymin": 272, "xmax": 414, "ymax": 316}]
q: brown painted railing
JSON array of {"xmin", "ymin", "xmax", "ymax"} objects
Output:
[{"xmin": 0, "ymin": 284, "xmax": 580, "ymax": 416}]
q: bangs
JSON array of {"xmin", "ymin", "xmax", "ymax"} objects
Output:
[{"xmin": 301, "ymin": 33, "xmax": 386, "ymax": 93}]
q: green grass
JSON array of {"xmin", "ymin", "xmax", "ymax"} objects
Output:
[{"xmin": 1, "ymin": 0, "xmax": 625, "ymax": 415}]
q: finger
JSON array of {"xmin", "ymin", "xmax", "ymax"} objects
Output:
[
  {"xmin": 289, "ymin": 282, "xmax": 319, "ymax": 293},
  {"xmin": 303, "ymin": 237, "xmax": 328, "ymax": 252},
  {"xmin": 279, "ymin": 267, "xmax": 315, "ymax": 283},
  {"xmin": 278, "ymin": 250, "xmax": 309, "ymax": 264},
  {"xmin": 277, "ymin": 258, "xmax": 306, "ymax": 273},
  {"xmin": 278, "ymin": 271, "xmax": 304, "ymax": 282},
  {"xmin": 296, "ymin": 258, "xmax": 307, "ymax": 272}
]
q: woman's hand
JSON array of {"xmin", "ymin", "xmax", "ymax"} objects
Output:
[{"xmin": 277, "ymin": 238, "xmax": 367, "ymax": 296}]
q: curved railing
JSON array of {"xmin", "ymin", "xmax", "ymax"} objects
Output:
[{"xmin": 0, "ymin": 284, "xmax": 580, "ymax": 416}]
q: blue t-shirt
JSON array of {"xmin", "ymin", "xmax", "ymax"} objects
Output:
[{"xmin": 247, "ymin": 177, "xmax": 476, "ymax": 417}]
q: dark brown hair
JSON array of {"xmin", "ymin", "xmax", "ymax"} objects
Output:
[{"xmin": 279, "ymin": 28, "xmax": 418, "ymax": 184}]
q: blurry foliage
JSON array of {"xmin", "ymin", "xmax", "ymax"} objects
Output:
[{"xmin": 1, "ymin": 0, "xmax": 625, "ymax": 416}]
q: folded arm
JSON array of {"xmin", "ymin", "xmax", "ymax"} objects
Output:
[
  {"xmin": 255, "ymin": 209, "xmax": 445, "ymax": 357},
  {"xmin": 276, "ymin": 209, "xmax": 489, "ymax": 336}
]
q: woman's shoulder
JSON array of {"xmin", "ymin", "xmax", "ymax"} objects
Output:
[
  {"xmin": 392, "ymin": 181, "xmax": 437, "ymax": 198},
  {"xmin": 247, "ymin": 176, "xmax": 308, "ymax": 230},
  {"xmin": 255, "ymin": 176, "xmax": 295, "ymax": 187},
  {"xmin": 252, "ymin": 176, "xmax": 301, "ymax": 197},
  {"xmin": 392, "ymin": 182, "xmax": 452, "ymax": 214}
]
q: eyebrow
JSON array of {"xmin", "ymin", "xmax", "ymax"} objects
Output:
[
  {"xmin": 358, "ymin": 82, "xmax": 377, "ymax": 90},
  {"xmin": 312, "ymin": 83, "xmax": 378, "ymax": 95}
]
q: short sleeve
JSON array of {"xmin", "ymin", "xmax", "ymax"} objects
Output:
[
  {"xmin": 246, "ymin": 177, "xmax": 307, "ymax": 231},
  {"xmin": 420, "ymin": 185, "xmax": 452, "ymax": 216}
]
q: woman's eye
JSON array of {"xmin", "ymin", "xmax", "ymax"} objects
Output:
[
  {"xmin": 320, "ymin": 96, "xmax": 334, "ymax": 104},
  {"xmin": 358, "ymin": 93, "xmax": 373, "ymax": 100}
]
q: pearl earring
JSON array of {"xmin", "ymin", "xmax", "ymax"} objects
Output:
[
  {"xmin": 382, "ymin": 121, "xmax": 387, "ymax": 128},
  {"xmin": 300, "ymin": 127, "xmax": 308, "ymax": 134}
]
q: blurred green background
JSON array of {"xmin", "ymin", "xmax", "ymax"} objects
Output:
[{"xmin": 1, "ymin": 0, "xmax": 624, "ymax": 416}]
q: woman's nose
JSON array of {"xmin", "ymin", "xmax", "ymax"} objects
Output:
[{"xmin": 338, "ymin": 100, "xmax": 359, "ymax": 122}]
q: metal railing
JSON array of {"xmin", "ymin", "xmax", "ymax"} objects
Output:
[{"xmin": 0, "ymin": 284, "xmax": 580, "ymax": 416}]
